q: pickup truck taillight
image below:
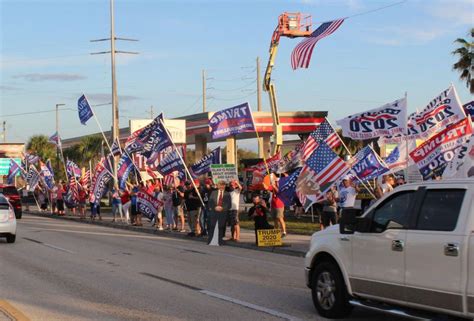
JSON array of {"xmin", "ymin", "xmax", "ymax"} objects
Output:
[{"xmin": 8, "ymin": 208, "xmax": 15, "ymax": 220}]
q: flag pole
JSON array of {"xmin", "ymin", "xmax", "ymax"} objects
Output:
[
  {"xmin": 404, "ymin": 91, "xmax": 410, "ymax": 183},
  {"xmin": 159, "ymin": 118, "xmax": 205, "ymax": 207},
  {"xmin": 325, "ymin": 118, "xmax": 377, "ymax": 198}
]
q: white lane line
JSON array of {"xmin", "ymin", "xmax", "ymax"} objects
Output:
[
  {"xmin": 199, "ymin": 290, "xmax": 303, "ymax": 321},
  {"xmin": 42, "ymin": 243, "xmax": 74, "ymax": 254}
]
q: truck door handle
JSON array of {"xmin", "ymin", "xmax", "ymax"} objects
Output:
[
  {"xmin": 391, "ymin": 240, "xmax": 404, "ymax": 252},
  {"xmin": 444, "ymin": 243, "xmax": 459, "ymax": 257},
  {"xmin": 339, "ymin": 237, "xmax": 350, "ymax": 241}
]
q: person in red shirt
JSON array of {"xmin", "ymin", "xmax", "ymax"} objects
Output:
[
  {"xmin": 78, "ymin": 188, "xmax": 87, "ymax": 219},
  {"xmin": 269, "ymin": 176, "xmax": 287, "ymax": 237}
]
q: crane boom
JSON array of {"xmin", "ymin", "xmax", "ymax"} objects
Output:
[{"xmin": 263, "ymin": 13, "xmax": 312, "ymax": 155}]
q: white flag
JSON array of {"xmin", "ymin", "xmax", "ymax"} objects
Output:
[
  {"xmin": 336, "ymin": 98, "xmax": 407, "ymax": 140},
  {"xmin": 407, "ymin": 85, "xmax": 466, "ymax": 140},
  {"xmin": 443, "ymin": 134, "xmax": 474, "ymax": 179}
]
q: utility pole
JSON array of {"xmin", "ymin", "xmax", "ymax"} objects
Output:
[
  {"xmin": 256, "ymin": 56, "xmax": 262, "ymax": 112},
  {"xmin": 202, "ymin": 69, "xmax": 206, "ymax": 113},
  {"xmin": 91, "ymin": 0, "xmax": 138, "ymax": 187},
  {"xmin": 2, "ymin": 121, "xmax": 6, "ymax": 143},
  {"xmin": 150, "ymin": 105, "xmax": 154, "ymax": 119}
]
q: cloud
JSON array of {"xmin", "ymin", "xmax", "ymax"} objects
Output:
[
  {"xmin": 426, "ymin": 0, "xmax": 473, "ymax": 25},
  {"xmin": 0, "ymin": 85, "xmax": 21, "ymax": 91},
  {"xmin": 365, "ymin": 24, "xmax": 449, "ymax": 46},
  {"xmin": 12, "ymin": 73, "xmax": 86, "ymax": 82}
]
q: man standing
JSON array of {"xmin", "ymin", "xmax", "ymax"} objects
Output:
[
  {"xmin": 269, "ymin": 177, "xmax": 287, "ymax": 237},
  {"xmin": 227, "ymin": 179, "xmax": 242, "ymax": 241},
  {"xmin": 199, "ymin": 179, "xmax": 214, "ymax": 237},
  {"xmin": 338, "ymin": 177, "xmax": 360, "ymax": 211},
  {"xmin": 172, "ymin": 183, "xmax": 186, "ymax": 232},
  {"xmin": 184, "ymin": 180, "xmax": 202, "ymax": 237},
  {"xmin": 207, "ymin": 180, "xmax": 230, "ymax": 245}
]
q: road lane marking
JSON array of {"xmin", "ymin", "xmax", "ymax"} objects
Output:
[
  {"xmin": 0, "ymin": 300, "xmax": 30, "ymax": 321},
  {"xmin": 22, "ymin": 237, "xmax": 74, "ymax": 254},
  {"xmin": 140, "ymin": 272, "xmax": 302, "ymax": 321},
  {"xmin": 199, "ymin": 290, "xmax": 303, "ymax": 321}
]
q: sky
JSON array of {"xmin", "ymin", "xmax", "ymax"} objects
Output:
[{"xmin": 1, "ymin": 0, "xmax": 473, "ymax": 149}]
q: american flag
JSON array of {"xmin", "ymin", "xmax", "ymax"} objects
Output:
[
  {"xmin": 302, "ymin": 141, "xmax": 349, "ymax": 196},
  {"xmin": 69, "ymin": 176, "xmax": 79, "ymax": 201},
  {"xmin": 48, "ymin": 132, "xmax": 61, "ymax": 147},
  {"xmin": 291, "ymin": 19, "xmax": 345, "ymax": 70},
  {"xmin": 80, "ymin": 170, "xmax": 91, "ymax": 190},
  {"xmin": 302, "ymin": 119, "xmax": 341, "ymax": 161}
]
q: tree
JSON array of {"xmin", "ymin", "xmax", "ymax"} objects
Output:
[
  {"xmin": 333, "ymin": 129, "xmax": 364, "ymax": 158},
  {"xmin": 452, "ymin": 28, "xmax": 474, "ymax": 94},
  {"xmin": 26, "ymin": 135, "xmax": 56, "ymax": 161},
  {"xmin": 76, "ymin": 134, "xmax": 103, "ymax": 166}
]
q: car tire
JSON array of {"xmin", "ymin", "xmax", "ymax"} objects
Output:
[
  {"xmin": 15, "ymin": 213, "xmax": 22, "ymax": 219},
  {"xmin": 6, "ymin": 234, "xmax": 16, "ymax": 243},
  {"xmin": 311, "ymin": 260, "xmax": 352, "ymax": 319}
]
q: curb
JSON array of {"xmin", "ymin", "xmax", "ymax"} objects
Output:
[{"xmin": 24, "ymin": 211, "xmax": 306, "ymax": 258}]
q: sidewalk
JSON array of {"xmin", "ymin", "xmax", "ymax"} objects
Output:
[{"xmin": 25, "ymin": 209, "xmax": 311, "ymax": 257}]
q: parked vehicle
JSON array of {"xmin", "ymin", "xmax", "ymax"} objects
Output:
[
  {"xmin": 0, "ymin": 184, "xmax": 22, "ymax": 219},
  {"xmin": 305, "ymin": 179, "xmax": 474, "ymax": 319},
  {"xmin": 0, "ymin": 193, "xmax": 17, "ymax": 243}
]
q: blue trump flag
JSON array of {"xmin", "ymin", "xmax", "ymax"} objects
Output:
[
  {"xmin": 77, "ymin": 94, "xmax": 94, "ymax": 125},
  {"xmin": 209, "ymin": 102, "xmax": 255, "ymax": 140},
  {"xmin": 117, "ymin": 153, "xmax": 134, "ymax": 190},
  {"xmin": 190, "ymin": 147, "xmax": 221, "ymax": 178},
  {"xmin": 135, "ymin": 114, "xmax": 173, "ymax": 160},
  {"xmin": 158, "ymin": 147, "xmax": 184, "ymax": 177},
  {"xmin": 351, "ymin": 146, "xmax": 389, "ymax": 181},
  {"xmin": 277, "ymin": 168, "xmax": 302, "ymax": 206}
]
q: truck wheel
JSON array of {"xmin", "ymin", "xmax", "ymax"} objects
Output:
[{"xmin": 311, "ymin": 261, "xmax": 352, "ymax": 318}]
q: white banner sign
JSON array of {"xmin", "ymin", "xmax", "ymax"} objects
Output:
[
  {"xmin": 210, "ymin": 164, "xmax": 238, "ymax": 184},
  {"xmin": 336, "ymin": 98, "xmax": 407, "ymax": 140}
]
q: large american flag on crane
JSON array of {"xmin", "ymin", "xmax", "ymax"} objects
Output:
[
  {"xmin": 302, "ymin": 119, "xmax": 341, "ymax": 161},
  {"xmin": 291, "ymin": 19, "xmax": 345, "ymax": 70}
]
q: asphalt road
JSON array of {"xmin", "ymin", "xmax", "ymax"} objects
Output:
[{"xmin": 0, "ymin": 214, "xmax": 410, "ymax": 321}]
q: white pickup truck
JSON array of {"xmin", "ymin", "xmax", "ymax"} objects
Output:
[{"xmin": 305, "ymin": 179, "xmax": 474, "ymax": 319}]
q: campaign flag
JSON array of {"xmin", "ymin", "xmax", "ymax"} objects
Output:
[
  {"xmin": 303, "ymin": 119, "xmax": 341, "ymax": 160},
  {"xmin": 66, "ymin": 159, "xmax": 82, "ymax": 179},
  {"xmin": 124, "ymin": 128, "xmax": 145, "ymax": 154},
  {"xmin": 137, "ymin": 191, "xmax": 163, "ymax": 221},
  {"xmin": 443, "ymin": 132, "xmax": 474, "ymax": 179},
  {"xmin": 209, "ymin": 102, "xmax": 255, "ymax": 139},
  {"xmin": 26, "ymin": 166, "xmax": 41, "ymax": 192},
  {"xmin": 277, "ymin": 169, "xmax": 302, "ymax": 206},
  {"xmin": 25, "ymin": 153, "xmax": 39, "ymax": 165},
  {"xmin": 278, "ymin": 142, "xmax": 304, "ymax": 173},
  {"xmin": 117, "ymin": 153, "xmax": 134, "ymax": 190},
  {"xmin": 250, "ymin": 152, "xmax": 281, "ymax": 175},
  {"xmin": 46, "ymin": 159, "xmax": 54, "ymax": 177},
  {"xmin": 68, "ymin": 176, "xmax": 79, "ymax": 202},
  {"xmin": 158, "ymin": 147, "xmax": 185, "ymax": 177},
  {"xmin": 291, "ymin": 19, "xmax": 345, "ymax": 70},
  {"xmin": 385, "ymin": 142, "xmax": 410, "ymax": 173},
  {"xmin": 90, "ymin": 157, "xmax": 113, "ymax": 204},
  {"xmin": 163, "ymin": 170, "xmax": 184, "ymax": 187},
  {"xmin": 133, "ymin": 114, "xmax": 173, "ymax": 161},
  {"xmin": 110, "ymin": 138, "xmax": 122, "ymax": 156},
  {"xmin": 297, "ymin": 142, "xmax": 349, "ymax": 209},
  {"xmin": 7, "ymin": 159, "xmax": 21, "ymax": 184},
  {"xmin": 39, "ymin": 161, "xmax": 55, "ymax": 189},
  {"xmin": 77, "ymin": 94, "xmax": 94, "ymax": 125},
  {"xmin": 190, "ymin": 147, "xmax": 221, "ymax": 178},
  {"xmin": 464, "ymin": 101, "xmax": 474, "ymax": 121},
  {"xmin": 336, "ymin": 98, "xmax": 407, "ymax": 140},
  {"xmin": 350, "ymin": 146, "xmax": 389, "ymax": 181},
  {"xmin": 407, "ymin": 85, "xmax": 466, "ymax": 140},
  {"xmin": 48, "ymin": 132, "xmax": 61, "ymax": 147},
  {"xmin": 410, "ymin": 118, "xmax": 472, "ymax": 179}
]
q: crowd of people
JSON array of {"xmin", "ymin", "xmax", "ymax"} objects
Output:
[{"xmin": 28, "ymin": 171, "xmax": 407, "ymax": 245}]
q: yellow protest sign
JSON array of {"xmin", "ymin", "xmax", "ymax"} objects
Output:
[{"xmin": 257, "ymin": 229, "xmax": 282, "ymax": 247}]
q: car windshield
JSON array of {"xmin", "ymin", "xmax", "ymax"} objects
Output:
[{"xmin": 0, "ymin": 187, "xmax": 18, "ymax": 195}]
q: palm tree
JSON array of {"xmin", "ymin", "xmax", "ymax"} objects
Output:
[
  {"xmin": 26, "ymin": 135, "xmax": 56, "ymax": 161},
  {"xmin": 452, "ymin": 28, "xmax": 474, "ymax": 94},
  {"xmin": 76, "ymin": 134, "xmax": 103, "ymax": 165},
  {"xmin": 334, "ymin": 129, "xmax": 364, "ymax": 158}
]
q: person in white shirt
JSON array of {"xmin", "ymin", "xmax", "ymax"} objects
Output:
[
  {"xmin": 337, "ymin": 177, "xmax": 360, "ymax": 210},
  {"xmin": 227, "ymin": 180, "xmax": 242, "ymax": 241}
]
